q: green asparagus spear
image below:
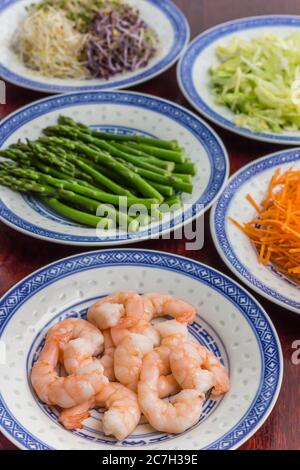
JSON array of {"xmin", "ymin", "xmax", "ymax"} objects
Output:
[
  {"xmin": 120, "ymin": 142, "xmax": 184, "ymax": 163},
  {"xmin": 162, "ymin": 195, "xmax": 183, "ymax": 211},
  {"xmin": 173, "ymin": 162, "xmax": 197, "ymax": 176},
  {"xmin": 58, "ymin": 116, "xmax": 179, "ymax": 150},
  {"xmin": 34, "ymin": 161, "xmax": 96, "ymax": 188},
  {"xmin": 150, "ymin": 182, "xmax": 173, "ymax": 197},
  {"xmin": 43, "ymin": 125, "xmax": 171, "ymax": 175},
  {"xmin": 172, "ymin": 173, "xmax": 192, "ymax": 183},
  {"xmin": 34, "ymin": 141, "xmax": 134, "ymax": 197},
  {"xmin": 29, "ymin": 142, "xmax": 75, "ymax": 176},
  {"xmin": 2, "ymin": 163, "xmax": 160, "ymax": 210},
  {"xmin": 40, "ymin": 197, "xmax": 114, "ymax": 229},
  {"xmin": 39, "ymin": 136, "xmax": 164, "ymax": 202},
  {"xmin": 44, "ymin": 125, "xmax": 184, "ymax": 164},
  {"xmin": 122, "ymin": 162, "xmax": 193, "ymax": 194},
  {"xmin": 112, "ymin": 143, "xmax": 175, "ymax": 171},
  {"xmin": 0, "ymin": 169, "xmax": 139, "ymax": 231}
]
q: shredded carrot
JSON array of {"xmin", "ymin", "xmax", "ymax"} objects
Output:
[{"xmin": 231, "ymin": 168, "xmax": 300, "ymax": 285}]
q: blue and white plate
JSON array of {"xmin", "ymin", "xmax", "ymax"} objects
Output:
[
  {"xmin": 0, "ymin": 0, "xmax": 189, "ymax": 93},
  {"xmin": 211, "ymin": 148, "xmax": 300, "ymax": 314},
  {"xmin": 177, "ymin": 15, "xmax": 300, "ymax": 145},
  {"xmin": 0, "ymin": 249, "xmax": 282, "ymax": 450},
  {"xmin": 0, "ymin": 90, "xmax": 229, "ymax": 246}
]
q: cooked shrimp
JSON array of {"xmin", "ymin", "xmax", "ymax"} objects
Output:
[
  {"xmin": 196, "ymin": 343, "xmax": 230, "ymax": 397},
  {"xmin": 100, "ymin": 330, "xmax": 116, "ymax": 381},
  {"xmin": 111, "ymin": 319, "xmax": 160, "ymax": 347},
  {"xmin": 158, "ymin": 374, "xmax": 180, "ymax": 398},
  {"xmin": 143, "ymin": 293, "xmax": 196, "ymax": 323},
  {"xmin": 114, "ymin": 333, "xmax": 153, "ymax": 391},
  {"xmin": 59, "ymin": 397, "xmax": 96, "ymax": 430},
  {"xmin": 138, "ymin": 349, "xmax": 204, "ymax": 434},
  {"xmin": 48, "ymin": 319, "xmax": 104, "ymax": 376},
  {"xmin": 151, "ymin": 346, "xmax": 180, "ymax": 397},
  {"xmin": 114, "ymin": 334, "xmax": 178, "ymax": 396},
  {"xmin": 47, "ymin": 318, "xmax": 104, "ymax": 354},
  {"xmin": 155, "ymin": 319, "xmax": 188, "ymax": 349},
  {"xmin": 31, "ymin": 340, "xmax": 108, "ymax": 408},
  {"xmin": 170, "ymin": 342, "xmax": 214, "ymax": 394},
  {"xmin": 59, "ymin": 383, "xmax": 141, "ymax": 440},
  {"xmin": 95, "ymin": 382, "xmax": 141, "ymax": 440},
  {"xmin": 88, "ymin": 291, "xmax": 143, "ymax": 330},
  {"xmin": 170, "ymin": 342, "xmax": 229, "ymax": 397},
  {"xmin": 138, "ymin": 374, "xmax": 180, "ymax": 426}
]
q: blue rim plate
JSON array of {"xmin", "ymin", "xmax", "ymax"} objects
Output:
[
  {"xmin": 177, "ymin": 15, "xmax": 300, "ymax": 145},
  {"xmin": 0, "ymin": 249, "xmax": 283, "ymax": 450},
  {"xmin": 210, "ymin": 148, "xmax": 300, "ymax": 314},
  {"xmin": 0, "ymin": 90, "xmax": 229, "ymax": 246},
  {"xmin": 0, "ymin": 0, "xmax": 190, "ymax": 93}
]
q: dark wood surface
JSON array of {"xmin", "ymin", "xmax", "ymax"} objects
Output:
[{"xmin": 0, "ymin": 0, "xmax": 299, "ymax": 451}]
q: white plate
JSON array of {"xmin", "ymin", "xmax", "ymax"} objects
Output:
[
  {"xmin": 0, "ymin": 0, "xmax": 189, "ymax": 93},
  {"xmin": 211, "ymin": 148, "xmax": 300, "ymax": 314},
  {"xmin": 0, "ymin": 249, "xmax": 283, "ymax": 450},
  {"xmin": 177, "ymin": 15, "xmax": 300, "ymax": 145},
  {"xmin": 0, "ymin": 90, "xmax": 229, "ymax": 246}
]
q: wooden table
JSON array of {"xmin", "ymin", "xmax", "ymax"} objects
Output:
[{"xmin": 0, "ymin": 0, "xmax": 299, "ymax": 451}]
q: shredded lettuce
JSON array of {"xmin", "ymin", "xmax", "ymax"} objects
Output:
[{"xmin": 209, "ymin": 33, "xmax": 300, "ymax": 133}]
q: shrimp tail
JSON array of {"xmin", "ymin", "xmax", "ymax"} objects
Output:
[{"xmin": 59, "ymin": 398, "xmax": 95, "ymax": 430}]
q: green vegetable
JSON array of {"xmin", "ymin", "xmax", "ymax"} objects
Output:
[
  {"xmin": 161, "ymin": 195, "xmax": 182, "ymax": 212},
  {"xmin": 122, "ymin": 162, "xmax": 193, "ymax": 194},
  {"xmin": 209, "ymin": 33, "xmax": 300, "ymax": 133},
  {"xmin": 30, "ymin": 0, "xmax": 122, "ymax": 33},
  {"xmin": 40, "ymin": 133, "xmax": 164, "ymax": 202},
  {"xmin": 112, "ymin": 143, "xmax": 175, "ymax": 171},
  {"xmin": 40, "ymin": 197, "xmax": 114, "ymax": 229},
  {"xmin": 149, "ymin": 182, "xmax": 173, "ymax": 197},
  {"xmin": 0, "ymin": 166, "xmax": 139, "ymax": 231},
  {"xmin": 34, "ymin": 141, "xmax": 134, "ymax": 196},
  {"xmin": 124, "ymin": 142, "xmax": 184, "ymax": 163},
  {"xmin": 174, "ymin": 162, "xmax": 196, "ymax": 176},
  {"xmin": 2, "ymin": 163, "xmax": 159, "ymax": 209},
  {"xmin": 58, "ymin": 115, "xmax": 179, "ymax": 150},
  {"xmin": 0, "ymin": 116, "xmax": 195, "ymax": 230}
]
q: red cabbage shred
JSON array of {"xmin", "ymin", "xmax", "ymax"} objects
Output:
[{"xmin": 86, "ymin": 7, "xmax": 157, "ymax": 80}]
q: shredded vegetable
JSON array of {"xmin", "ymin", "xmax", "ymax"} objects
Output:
[
  {"xmin": 210, "ymin": 33, "xmax": 300, "ymax": 133},
  {"xmin": 87, "ymin": 6, "xmax": 157, "ymax": 80},
  {"xmin": 14, "ymin": 0, "xmax": 158, "ymax": 80},
  {"xmin": 28, "ymin": 0, "xmax": 121, "ymax": 32},
  {"xmin": 15, "ymin": 6, "xmax": 88, "ymax": 79},
  {"xmin": 230, "ymin": 169, "xmax": 300, "ymax": 285}
]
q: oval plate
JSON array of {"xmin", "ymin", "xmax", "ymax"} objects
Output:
[
  {"xmin": 0, "ymin": 0, "xmax": 189, "ymax": 93},
  {"xmin": 0, "ymin": 249, "xmax": 282, "ymax": 450},
  {"xmin": 177, "ymin": 15, "xmax": 300, "ymax": 145},
  {"xmin": 211, "ymin": 148, "xmax": 300, "ymax": 314},
  {"xmin": 0, "ymin": 90, "xmax": 229, "ymax": 246}
]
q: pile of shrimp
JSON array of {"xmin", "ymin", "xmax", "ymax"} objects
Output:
[{"xmin": 31, "ymin": 291, "xmax": 230, "ymax": 440}]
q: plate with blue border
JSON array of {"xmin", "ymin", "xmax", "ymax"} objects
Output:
[
  {"xmin": 177, "ymin": 15, "xmax": 300, "ymax": 145},
  {"xmin": 0, "ymin": 0, "xmax": 189, "ymax": 94},
  {"xmin": 0, "ymin": 90, "xmax": 229, "ymax": 246},
  {"xmin": 0, "ymin": 249, "xmax": 283, "ymax": 450},
  {"xmin": 210, "ymin": 148, "xmax": 300, "ymax": 314}
]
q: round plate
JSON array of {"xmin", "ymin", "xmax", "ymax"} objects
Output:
[
  {"xmin": 177, "ymin": 15, "xmax": 300, "ymax": 145},
  {"xmin": 211, "ymin": 148, "xmax": 300, "ymax": 314},
  {"xmin": 0, "ymin": 249, "xmax": 282, "ymax": 450},
  {"xmin": 0, "ymin": 90, "xmax": 229, "ymax": 246},
  {"xmin": 0, "ymin": 0, "xmax": 189, "ymax": 93}
]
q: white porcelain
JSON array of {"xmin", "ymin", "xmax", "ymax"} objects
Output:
[
  {"xmin": 0, "ymin": 0, "xmax": 189, "ymax": 93},
  {"xmin": 0, "ymin": 91, "xmax": 229, "ymax": 246},
  {"xmin": 211, "ymin": 148, "xmax": 300, "ymax": 314},
  {"xmin": 178, "ymin": 15, "xmax": 300, "ymax": 145},
  {"xmin": 0, "ymin": 249, "xmax": 283, "ymax": 450}
]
